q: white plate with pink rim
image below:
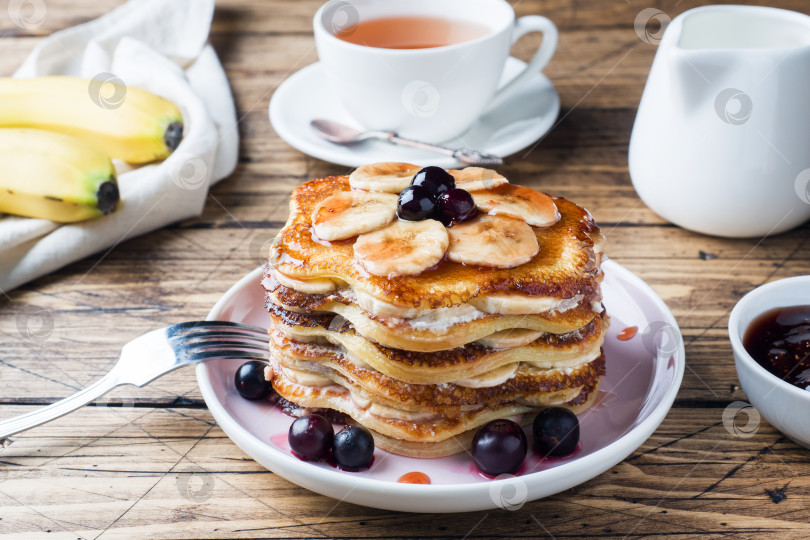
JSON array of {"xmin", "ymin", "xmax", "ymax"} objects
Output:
[
  {"xmin": 268, "ymin": 57, "xmax": 560, "ymax": 169},
  {"xmin": 196, "ymin": 258, "xmax": 684, "ymax": 513}
]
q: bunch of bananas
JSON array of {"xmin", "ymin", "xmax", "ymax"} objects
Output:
[{"xmin": 0, "ymin": 76, "xmax": 183, "ymax": 222}]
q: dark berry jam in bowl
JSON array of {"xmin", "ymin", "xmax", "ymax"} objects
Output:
[
  {"xmin": 743, "ymin": 306, "xmax": 810, "ymax": 390},
  {"xmin": 728, "ymin": 275, "xmax": 810, "ymax": 449}
]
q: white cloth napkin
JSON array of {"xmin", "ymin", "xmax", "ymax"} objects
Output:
[{"xmin": 0, "ymin": 0, "xmax": 238, "ymax": 292}]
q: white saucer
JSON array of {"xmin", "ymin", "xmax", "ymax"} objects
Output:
[
  {"xmin": 268, "ymin": 57, "xmax": 560, "ymax": 168},
  {"xmin": 197, "ymin": 260, "xmax": 684, "ymax": 513}
]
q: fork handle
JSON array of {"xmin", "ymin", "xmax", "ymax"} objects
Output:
[{"xmin": 0, "ymin": 372, "xmax": 119, "ymax": 440}]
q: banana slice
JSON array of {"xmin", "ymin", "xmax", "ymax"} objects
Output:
[
  {"xmin": 477, "ymin": 329, "xmax": 545, "ymax": 349},
  {"xmin": 353, "ymin": 219, "xmax": 449, "ymax": 278},
  {"xmin": 455, "ymin": 363, "xmax": 519, "ymax": 388},
  {"xmin": 470, "ymin": 184, "xmax": 559, "ymax": 228},
  {"xmin": 447, "ymin": 214, "xmax": 538, "ymax": 268},
  {"xmin": 312, "ymin": 191, "xmax": 398, "ymax": 241},
  {"xmin": 448, "ymin": 167, "xmax": 509, "ymax": 191},
  {"xmin": 469, "ymin": 293, "xmax": 562, "ymax": 315},
  {"xmin": 349, "ymin": 162, "xmax": 421, "ymax": 193},
  {"xmin": 268, "ymin": 266, "xmax": 338, "ymax": 295}
]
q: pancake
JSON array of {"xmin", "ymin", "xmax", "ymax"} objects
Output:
[
  {"xmin": 270, "ymin": 363, "xmax": 603, "ymax": 458},
  {"xmin": 270, "ymin": 328, "xmax": 606, "ymax": 409},
  {"xmin": 268, "ymin": 305, "xmax": 607, "ymax": 383},
  {"xmin": 267, "ymin": 175, "xmax": 603, "ymax": 311},
  {"xmin": 264, "ymin": 275, "xmax": 601, "ymax": 352},
  {"xmin": 266, "ymin": 287, "xmax": 600, "ymax": 354},
  {"xmin": 262, "ymin": 165, "xmax": 607, "ymax": 459}
]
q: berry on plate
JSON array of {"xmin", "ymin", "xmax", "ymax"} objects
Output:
[
  {"xmin": 333, "ymin": 425, "xmax": 375, "ymax": 471},
  {"xmin": 288, "ymin": 414, "xmax": 334, "ymax": 461},
  {"xmin": 234, "ymin": 360, "xmax": 273, "ymax": 400},
  {"xmin": 471, "ymin": 419, "xmax": 527, "ymax": 476},
  {"xmin": 532, "ymin": 407, "xmax": 580, "ymax": 457}
]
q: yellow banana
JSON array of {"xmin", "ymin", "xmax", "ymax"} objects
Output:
[
  {"xmin": 0, "ymin": 128, "xmax": 119, "ymax": 222},
  {"xmin": 0, "ymin": 76, "xmax": 183, "ymax": 164}
]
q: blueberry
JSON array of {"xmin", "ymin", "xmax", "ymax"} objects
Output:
[
  {"xmin": 532, "ymin": 408, "xmax": 580, "ymax": 457},
  {"xmin": 234, "ymin": 361, "xmax": 273, "ymax": 400},
  {"xmin": 288, "ymin": 414, "xmax": 334, "ymax": 461},
  {"xmin": 332, "ymin": 425, "xmax": 374, "ymax": 471},
  {"xmin": 397, "ymin": 185, "xmax": 436, "ymax": 221},
  {"xmin": 412, "ymin": 166, "xmax": 455, "ymax": 197},
  {"xmin": 471, "ymin": 419, "xmax": 527, "ymax": 476},
  {"xmin": 437, "ymin": 188, "xmax": 477, "ymax": 225}
]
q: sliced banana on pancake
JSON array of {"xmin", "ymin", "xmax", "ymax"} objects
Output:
[
  {"xmin": 311, "ymin": 191, "xmax": 398, "ymax": 241},
  {"xmin": 448, "ymin": 167, "xmax": 509, "ymax": 191},
  {"xmin": 470, "ymin": 184, "xmax": 559, "ymax": 227},
  {"xmin": 447, "ymin": 214, "xmax": 538, "ymax": 268},
  {"xmin": 268, "ymin": 266, "xmax": 338, "ymax": 295},
  {"xmin": 476, "ymin": 329, "xmax": 546, "ymax": 349},
  {"xmin": 455, "ymin": 362, "xmax": 519, "ymax": 388},
  {"xmin": 349, "ymin": 162, "xmax": 421, "ymax": 193},
  {"xmin": 469, "ymin": 293, "xmax": 562, "ymax": 315},
  {"xmin": 353, "ymin": 219, "xmax": 448, "ymax": 278}
]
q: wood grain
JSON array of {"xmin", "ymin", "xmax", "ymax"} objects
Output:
[
  {"xmin": 1, "ymin": 407, "xmax": 809, "ymax": 538},
  {"xmin": 2, "ymin": 0, "xmax": 810, "ymax": 537}
]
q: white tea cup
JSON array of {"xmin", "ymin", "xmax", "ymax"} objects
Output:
[{"xmin": 313, "ymin": 0, "xmax": 557, "ymax": 143}]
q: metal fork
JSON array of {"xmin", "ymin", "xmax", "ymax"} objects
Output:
[{"xmin": 0, "ymin": 321, "xmax": 269, "ymax": 441}]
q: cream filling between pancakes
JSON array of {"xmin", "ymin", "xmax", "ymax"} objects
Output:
[
  {"xmin": 275, "ymin": 363, "xmax": 445, "ymax": 422},
  {"xmin": 271, "ymin": 363, "xmax": 584, "ymax": 435},
  {"xmin": 269, "ymin": 267, "xmax": 586, "ymax": 321},
  {"xmin": 275, "ymin": 342, "xmax": 600, "ymax": 390},
  {"xmin": 274, "ymin": 322, "xmax": 604, "ymax": 385}
]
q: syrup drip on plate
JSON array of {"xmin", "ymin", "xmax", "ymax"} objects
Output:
[
  {"xmin": 617, "ymin": 326, "xmax": 638, "ymax": 341},
  {"xmin": 398, "ymin": 471, "xmax": 431, "ymax": 484}
]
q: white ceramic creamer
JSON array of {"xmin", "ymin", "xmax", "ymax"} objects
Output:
[{"xmin": 629, "ymin": 5, "xmax": 810, "ymax": 237}]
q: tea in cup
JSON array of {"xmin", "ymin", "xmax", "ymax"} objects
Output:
[{"xmin": 313, "ymin": 0, "xmax": 558, "ymax": 143}]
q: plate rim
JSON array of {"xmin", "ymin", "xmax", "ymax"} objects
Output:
[
  {"xmin": 196, "ymin": 259, "xmax": 685, "ymax": 511},
  {"xmin": 267, "ymin": 57, "xmax": 561, "ymax": 168}
]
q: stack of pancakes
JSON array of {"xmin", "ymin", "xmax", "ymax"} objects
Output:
[{"xmin": 263, "ymin": 164, "xmax": 606, "ymax": 458}]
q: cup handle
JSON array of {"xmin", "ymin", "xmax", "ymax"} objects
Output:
[{"xmin": 489, "ymin": 15, "xmax": 558, "ymax": 109}]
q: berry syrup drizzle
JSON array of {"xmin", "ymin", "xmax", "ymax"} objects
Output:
[{"xmin": 617, "ymin": 326, "xmax": 638, "ymax": 341}]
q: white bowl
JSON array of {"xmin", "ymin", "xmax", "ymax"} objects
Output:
[{"xmin": 729, "ymin": 275, "xmax": 810, "ymax": 448}]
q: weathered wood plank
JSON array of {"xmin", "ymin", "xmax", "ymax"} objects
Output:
[
  {"xmin": 1, "ymin": 407, "xmax": 809, "ymax": 538},
  {"xmin": 2, "ymin": 0, "xmax": 810, "ymax": 536}
]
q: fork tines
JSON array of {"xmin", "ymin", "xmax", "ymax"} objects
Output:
[{"xmin": 168, "ymin": 321, "xmax": 270, "ymax": 363}]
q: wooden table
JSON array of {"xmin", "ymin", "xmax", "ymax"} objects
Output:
[{"xmin": 2, "ymin": 0, "xmax": 809, "ymax": 537}]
